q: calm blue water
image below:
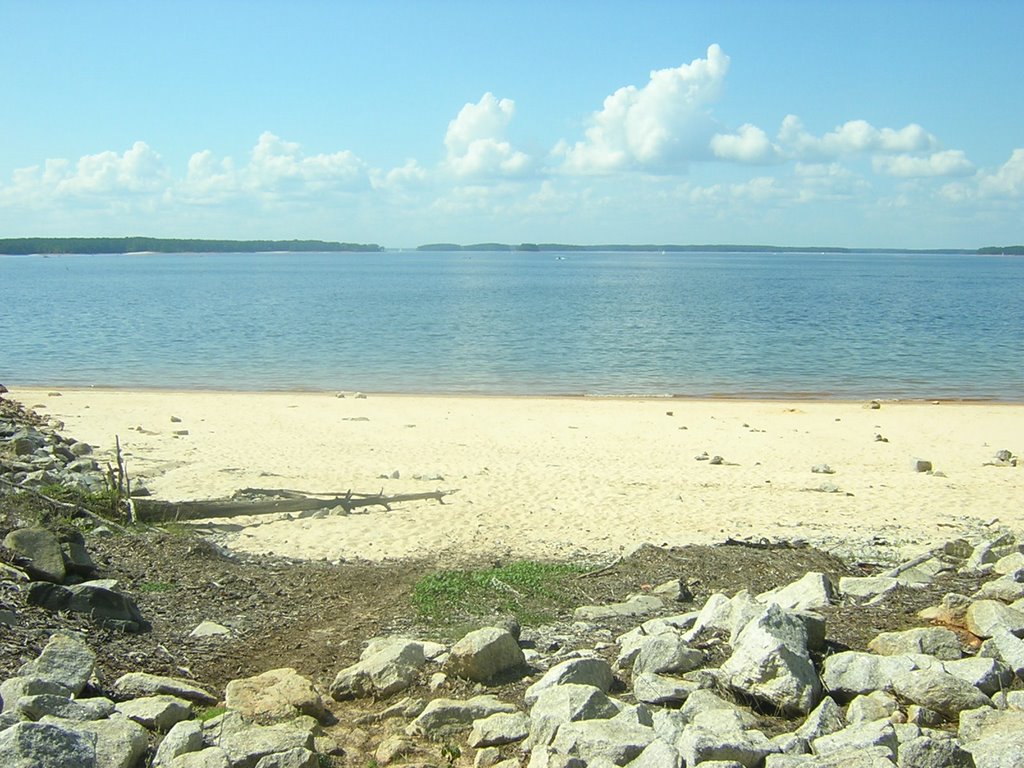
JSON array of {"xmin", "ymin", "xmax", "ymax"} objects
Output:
[{"xmin": 2, "ymin": 250, "xmax": 1022, "ymax": 399}]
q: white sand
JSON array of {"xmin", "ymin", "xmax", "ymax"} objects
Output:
[{"xmin": 15, "ymin": 387, "xmax": 1024, "ymax": 564}]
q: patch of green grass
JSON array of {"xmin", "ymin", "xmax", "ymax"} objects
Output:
[
  {"xmin": 196, "ymin": 705, "xmax": 228, "ymax": 721},
  {"xmin": 411, "ymin": 560, "xmax": 587, "ymax": 626},
  {"xmin": 137, "ymin": 581, "xmax": 176, "ymax": 593}
]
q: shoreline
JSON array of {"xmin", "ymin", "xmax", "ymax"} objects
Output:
[{"xmin": 9, "ymin": 386, "xmax": 1023, "ymax": 564}]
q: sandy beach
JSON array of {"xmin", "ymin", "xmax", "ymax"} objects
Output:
[{"xmin": 12, "ymin": 387, "xmax": 1023, "ymax": 564}]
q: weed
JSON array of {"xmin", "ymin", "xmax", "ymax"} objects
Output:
[
  {"xmin": 137, "ymin": 581, "xmax": 175, "ymax": 593},
  {"xmin": 196, "ymin": 705, "xmax": 228, "ymax": 721}
]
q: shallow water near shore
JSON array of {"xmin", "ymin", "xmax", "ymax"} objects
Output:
[{"xmin": 4, "ymin": 250, "xmax": 1023, "ymax": 399}]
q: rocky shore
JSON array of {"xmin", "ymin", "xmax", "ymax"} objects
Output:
[{"xmin": 2, "ymin": 394, "xmax": 1024, "ymax": 767}]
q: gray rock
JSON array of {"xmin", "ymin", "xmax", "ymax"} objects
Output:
[
  {"xmin": 812, "ymin": 720, "xmax": 898, "ymax": 760},
  {"xmin": 41, "ymin": 714, "xmax": 149, "ymax": 768},
  {"xmin": 821, "ymin": 652, "xmax": 919, "ymax": 701},
  {"xmin": 943, "ymin": 656, "xmax": 1014, "ymax": 697},
  {"xmin": 113, "ymin": 672, "xmax": 217, "ymax": 705},
  {"xmin": 574, "ymin": 594, "xmax": 663, "ymax": 621},
  {"xmin": 406, "ymin": 695, "xmax": 516, "ymax": 738},
  {"xmin": 446, "ymin": 627, "xmax": 525, "ymax": 683},
  {"xmin": 896, "ymin": 735, "xmax": 974, "ymax": 768},
  {"xmin": 652, "ymin": 578, "xmax": 694, "ymax": 603},
  {"xmin": 0, "ymin": 676, "xmax": 74, "ymax": 713},
  {"xmin": 168, "ymin": 747, "xmax": 231, "ymax": 768},
  {"xmin": 3, "ymin": 527, "xmax": 66, "ymax": 583},
  {"xmin": 847, "ymin": 691, "xmax": 899, "ymax": 725},
  {"xmin": 993, "ymin": 552, "xmax": 1024, "ymax": 575},
  {"xmin": 16, "ymin": 694, "xmax": 114, "ymax": 722},
  {"xmin": 964, "ymin": 599, "xmax": 1024, "ymax": 638},
  {"xmin": 115, "ymin": 695, "xmax": 193, "ymax": 732},
  {"xmin": 677, "ymin": 713, "xmax": 777, "ymax": 767},
  {"xmin": 795, "ymin": 696, "xmax": 847, "ymax": 745},
  {"xmin": 974, "ymin": 575, "xmax": 1024, "ymax": 603},
  {"xmin": 719, "ymin": 604, "xmax": 822, "ymax": 715},
  {"xmin": 632, "ymin": 633, "xmax": 704, "ymax": 676},
  {"xmin": 867, "ymin": 628, "xmax": 962, "ymax": 660},
  {"xmin": 632, "ymin": 672, "xmax": 700, "ymax": 705},
  {"xmin": 26, "ymin": 582, "xmax": 147, "ymax": 632},
  {"xmin": 153, "ymin": 719, "xmax": 205, "ymax": 767},
  {"xmin": 252, "ymin": 748, "xmax": 318, "ymax": 768},
  {"xmin": 918, "ymin": 593, "xmax": 972, "ymax": 628},
  {"xmin": 225, "ymin": 668, "xmax": 326, "ymax": 723},
  {"xmin": 203, "ymin": 711, "xmax": 315, "ymax": 768},
  {"xmin": 550, "ymin": 718, "xmax": 656, "ymax": 765},
  {"xmin": 189, "ymin": 621, "xmax": 231, "ymax": 638},
  {"xmin": 524, "ymin": 657, "xmax": 615, "ymax": 706},
  {"xmin": 679, "ymin": 689, "xmax": 753, "ymax": 725},
  {"xmin": 526, "ymin": 683, "xmax": 619, "ymax": 750},
  {"xmin": 978, "ymin": 630, "xmax": 1024, "ymax": 677},
  {"xmin": 468, "ymin": 711, "xmax": 530, "ymax": 747},
  {"xmin": 330, "ymin": 638, "xmax": 426, "ymax": 699},
  {"xmin": 839, "ymin": 576, "xmax": 899, "ymax": 600},
  {"xmin": 0, "ymin": 721, "xmax": 97, "ymax": 768},
  {"xmin": 913, "ymin": 459, "xmax": 933, "ymax": 473},
  {"xmin": 625, "ymin": 738, "xmax": 683, "ymax": 768},
  {"xmin": 18, "ymin": 632, "xmax": 95, "ymax": 697},
  {"xmin": 958, "ymin": 708, "xmax": 1024, "ymax": 768},
  {"xmin": 892, "ymin": 669, "xmax": 992, "ymax": 720},
  {"xmin": 758, "ymin": 572, "xmax": 836, "ymax": 611}
]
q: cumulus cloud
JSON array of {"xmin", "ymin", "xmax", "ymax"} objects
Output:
[
  {"xmin": 710, "ymin": 124, "xmax": 780, "ymax": 163},
  {"xmin": 872, "ymin": 150, "xmax": 975, "ymax": 178},
  {"xmin": 370, "ymin": 159, "xmax": 429, "ymax": 191},
  {"xmin": 557, "ymin": 44, "xmax": 729, "ymax": 173},
  {"xmin": 979, "ymin": 148, "xmax": 1024, "ymax": 197},
  {"xmin": 247, "ymin": 131, "xmax": 366, "ymax": 192},
  {"xmin": 778, "ymin": 115, "xmax": 939, "ymax": 159},
  {"xmin": 444, "ymin": 93, "xmax": 531, "ymax": 178}
]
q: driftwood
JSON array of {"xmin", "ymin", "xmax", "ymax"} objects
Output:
[
  {"xmin": 134, "ymin": 487, "xmax": 457, "ymax": 524},
  {"xmin": 722, "ymin": 536, "xmax": 808, "ymax": 550}
]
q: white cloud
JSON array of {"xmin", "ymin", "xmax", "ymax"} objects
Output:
[
  {"xmin": 979, "ymin": 148, "xmax": 1024, "ymax": 197},
  {"xmin": 872, "ymin": 150, "xmax": 975, "ymax": 178},
  {"xmin": 370, "ymin": 159, "xmax": 429, "ymax": 191},
  {"xmin": 558, "ymin": 44, "xmax": 729, "ymax": 173},
  {"xmin": 710, "ymin": 124, "xmax": 780, "ymax": 163},
  {"xmin": 444, "ymin": 93, "xmax": 531, "ymax": 178},
  {"xmin": 778, "ymin": 115, "xmax": 939, "ymax": 159},
  {"xmin": 247, "ymin": 131, "xmax": 366, "ymax": 192}
]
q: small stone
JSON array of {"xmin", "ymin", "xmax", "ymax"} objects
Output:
[{"xmin": 913, "ymin": 459, "xmax": 933, "ymax": 473}]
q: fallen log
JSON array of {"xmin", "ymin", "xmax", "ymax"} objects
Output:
[{"xmin": 134, "ymin": 487, "xmax": 457, "ymax": 524}]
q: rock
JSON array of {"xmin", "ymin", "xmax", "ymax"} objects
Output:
[
  {"xmin": 113, "ymin": 673, "xmax": 217, "ymax": 705},
  {"xmin": 958, "ymin": 708, "xmax": 1024, "ymax": 767},
  {"xmin": 524, "ymin": 657, "xmax": 615, "ymax": 706},
  {"xmin": 684, "ymin": 592, "xmax": 733, "ymax": 640},
  {"xmin": 846, "ymin": 691, "xmax": 899, "ymax": 725},
  {"xmin": 16, "ymin": 694, "xmax": 115, "ymax": 722},
  {"xmin": 626, "ymin": 739, "xmax": 683, "ymax": 768},
  {"xmin": 169, "ymin": 747, "xmax": 231, "ymax": 767},
  {"xmin": 330, "ymin": 638, "xmax": 427, "ymax": 700},
  {"xmin": 525, "ymin": 683, "xmax": 620, "ymax": 750},
  {"xmin": 891, "ymin": 669, "xmax": 992, "ymax": 720},
  {"xmin": 407, "ymin": 695, "xmax": 516, "ymax": 739},
  {"xmin": 758, "ymin": 572, "xmax": 836, "ymax": 612},
  {"xmin": 202, "ymin": 711, "xmax": 315, "ymax": 768},
  {"xmin": 373, "ymin": 734, "xmax": 415, "ymax": 765},
  {"xmin": 918, "ymin": 593, "xmax": 972, "ymax": 627},
  {"xmin": 965, "ymin": 534, "xmax": 1019, "ymax": 573},
  {"xmin": 943, "ymin": 657, "xmax": 1014, "ymax": 697},
  {"xmin": 867, "ymin": 628, "xmax": 962, "ymax": 661},
  {"xmin": 965, "ymin": 599, "xmax": 1024, "ymax": 638},
  {"xmin": 574, "ymin": 594, "xmax": 663, "ymax": 621},
  {"xmin": 677, "ymin": 711, "xmax": 777, "ymax": 767},
  {"xmin": 467, "ymin": 711, "xmax": 530, "ymax": 747},
  {"xmin": 61, "ymin": 535, "xmax": 98, "ymax": 578},
  {"xmin": 41, "ymin": 715, "xmax": 150, "ymax": 768},
  {"xmin": 897, "ymin": 735, "xmax": 974, "ymax": 768},
  {"xmin": 189, "ymin": 621, "xmax": 231, "ymax": 638},
  {"xmin": 651, "ymin": 578, "xmax": 694, "ymax": 602},
  {"xmin": 913, "ymin": 459, "xmax": 933, "ymax": 473},
  {"xmin": 795, "ymin": 696, "xmax": 847, "ymax": 745},
  {"xmin": 0, "ymin": 676, "xmax": 74, "ymax": 713},
  {"xmin": 811, "ymin": 464, "xmax": 835, "ymax": 474},
  {"xmin": 0, "ymin": 721, "xmax": 98, "ymax": 768},
  {"xmin": 153, "ymin": 720, "xmax": 205, "ymax": 767},
  {"xmin": 993, "ymin": 552, "xmax": 1024, "ymax": 575},
  {"xmin": 632, "ymin": 672, "xmax": 700, "ymax": 705},
  {"xmin": 631, "ymin": 633, "xmax": 704, "ymax": 676},
  {"xmin": 550, "ymin": 718, "xmax": 656, "ymax": 765},
  {"xmin": 26, "ymin": 582, "xmax": 147, "ymax": 632},
  {"xmin": 719, "ymin": 604, "xmax": 822, "ymax": 715},
  {"xmin": 445, "ymin": 627, "xmax": 525, "ymax": 683},
  {"xmin": 821, "ymin": 652, "xmax": 919, "ymax": 701},
  {"xmin": 225, "ymin": 668, "xmax": 326, "ymax": 723},
  {"xmin": 977, "ymin": 630, "xmax": 1024, "ymax": 677},
  {"xmin": 3, "ymin": 527, "xmax": 67, "ymax": 583},
  {"xmin": 252, "ymin": 748, "xmax": 318, "ymax": 768},
  {"xmin": 116, "ymin": 695, "xmax": 193, "ymax": 732},
  {"xmin": 812, "ymin": 720, "xmax": 898, "ymax": 760},
  {"xmin": 18, "ymin": 632, "xmax": 96, "ymax": 697},
  {"xmin": 839, "ymin": 576, "xmax": 899, "ymax": 600}
]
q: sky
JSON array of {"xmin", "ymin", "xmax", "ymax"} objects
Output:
[{"xmin": 2, "ymin": 0, "xmax": 1022, "ymax": 249}]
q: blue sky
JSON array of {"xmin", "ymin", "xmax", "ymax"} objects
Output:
[{"xmin": 2, "ymin": 1, "xmax": 1022, "ymax": 248}]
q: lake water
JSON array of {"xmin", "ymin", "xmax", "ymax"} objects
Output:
[{"xmin": 3, "ymin": 250, "xmax": 1023, "ymax": 400}]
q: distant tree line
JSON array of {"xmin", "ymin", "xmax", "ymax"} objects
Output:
[
  {"xmin": 977, "ymin": 245, "xmax": 1024, "ymax": 255},
  {"xmin": 0, "ymin": 237, "xmax": 383, "ymax": 255}
]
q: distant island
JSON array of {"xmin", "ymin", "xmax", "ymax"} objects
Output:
[
  {"xmin": 0, "ymin": 237, "xmax": 383, "ymax": 255},
  {"xmin": 2, "ymin": 237, "xmax": 1020, "ymax": 256}
]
